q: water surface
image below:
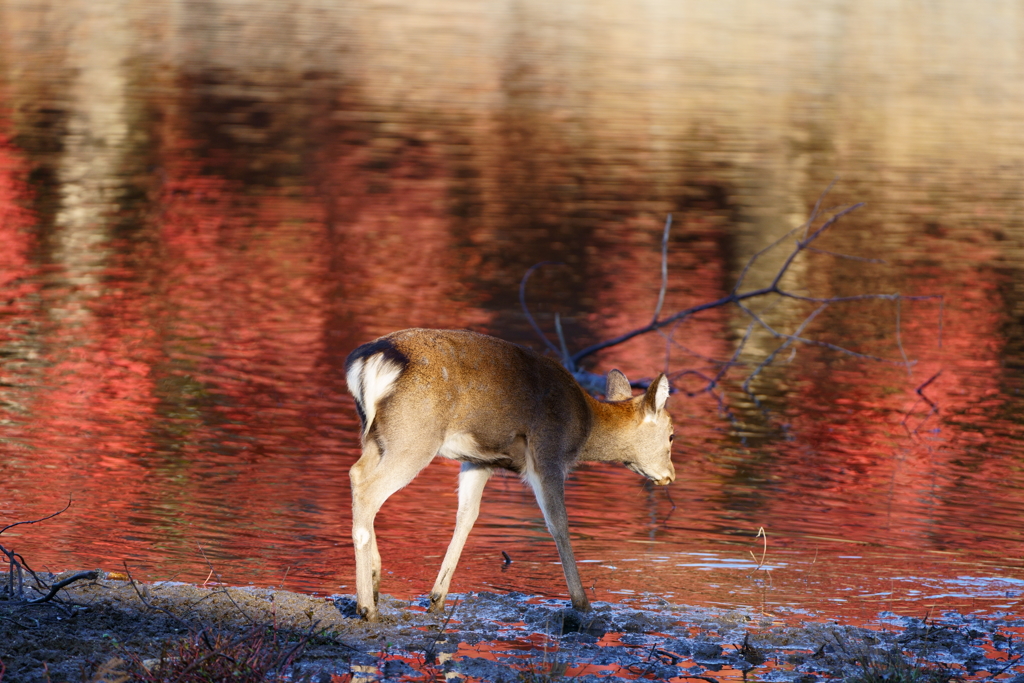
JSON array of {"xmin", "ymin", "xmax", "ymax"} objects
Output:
[{"xmin": 2, "ymin": 0, "xmax": 1024, "ymax": 625}]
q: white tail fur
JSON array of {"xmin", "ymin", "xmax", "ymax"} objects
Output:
[{"xmin": 345, "ymin": 353, "xmax": 404, "ymax": 436}]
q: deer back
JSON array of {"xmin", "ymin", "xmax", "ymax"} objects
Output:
[{"xmin": 345, "ymin": 328, "xmax": 594, "ymax": 474}]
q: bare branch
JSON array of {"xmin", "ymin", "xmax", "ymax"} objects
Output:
[
  {"xmin": 659, "ymin": 333, "xmax": 743, "ymax": 370},
  {"xmin": 901, "ymin": 370, "xmax": 943, "ymax": 436},
  {"xmin": 571, "ymin": 292, "xmax": 736, "ymax": 364},
  {"xmin": 26, "ymin": 571, "xmax": 98, "ymax": 605},
  {"xmin": 515, "ymin": 183, "xmax": 943, "ymax": 423},
  {"xmin": 736, "ymin": 301, "xmax": 907, "ymax": 366},
  {"xmin": 805, "ymin": 247, "xmax": 886, "ymax": 264},
  {"xmin": 197, "ymin": 541, "xmax": 218, "ymax": 587},
  {"xmin": 802, "ymin": 177, "xmax": 839, "ymax": 239},
  {"xmin": 658, "ymin": 318, "xmax": 683, "ymax": 374},
  {"xmin": 195, "ymin": 542, "xmax": 257, "ymax": 624},
  {"xmin": 916, "ymin": 370, "xmax": 942, "ymax": 404},
  {"xmin": 1, "ymin": 497, "xmax": 72, "ymax": 537},
  {"xmin": 519, "ymin": 261, "xmax": 563, "ymax": 356},
  {"xmin": 425, "ymin": 597, "xmax": 460, "ymax": 664},
  {"xmin": 742, "ymin": 303, "xmax": 829, "ymax": 396},
  {"xmin": 775, "ymin": 291, "xmax": 942, "ymax": 306},
  {"xmin": 732, "ymin": 226, "xmax": 804, "ymax": 296},
  {"xmin": 767, "ymin": 203, "xmax": 865, "ymax": 291},
  {"xmin": 569, "ymin": 200, "xmax": 943, "ymax": 370}
]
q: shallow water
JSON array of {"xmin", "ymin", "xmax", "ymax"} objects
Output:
[{"xmin": 2, "ymin": 0, "xmax": 1024, "ymax": 626}]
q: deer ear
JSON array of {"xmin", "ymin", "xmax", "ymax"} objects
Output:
[
  {"xmin": 605, "ymin": 369, "xmax": 633, "ymax": 401},
  {"xmin": 642, "ymin": 374, "xmax": 670, "ymax": 416}
]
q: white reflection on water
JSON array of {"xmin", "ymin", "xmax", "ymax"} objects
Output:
[{"xmin": 673, "ymin": 552, "xmax": 787, "ymax": 572}]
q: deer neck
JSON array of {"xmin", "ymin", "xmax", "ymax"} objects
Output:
[{"xmin": 578, "ymin": 396, "xmax": 637, "ymax": 463}]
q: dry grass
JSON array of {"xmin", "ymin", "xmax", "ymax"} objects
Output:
[{"xmin": 116, "ymin": 625, "xmax": 314, "ymax": 683}]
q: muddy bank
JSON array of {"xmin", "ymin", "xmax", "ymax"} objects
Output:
[{"xmin": 2, "ymin": 571, "xmax": 1024, "ymax": 682}]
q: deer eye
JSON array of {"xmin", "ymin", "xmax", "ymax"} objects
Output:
[{"xmin": 668, "ymin": 434, "xmax": 675, "ymax": 442}]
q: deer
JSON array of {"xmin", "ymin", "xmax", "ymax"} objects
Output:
[{"xmin": 344, "ymin": 328, "xmax": 675, "ymax": 622}]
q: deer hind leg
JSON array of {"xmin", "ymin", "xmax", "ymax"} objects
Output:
[
  {"xmin": 524, "ymin": 460, "xmax": 591, "ymax": 612},
  {"xmin": 429, "ymin": 462, "xmax": 492, "ymax": 613},
  {"xmin": 350, "ymin": 435, "xmax": 435, "ymax": 621}
]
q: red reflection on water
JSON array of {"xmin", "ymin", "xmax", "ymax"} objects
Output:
[
  {"xmin": 775, "ymin": 254, "xmax": 1019, "ymax": 557},
  {"xmin": 2, "ymin": 88, "xmax": 1024, "ymax": 628},
  {"xmin": 0, "ymin": 129, "xmax": 167, "ymax": 571},
  {"xmin": 0, "ymin": 129, "xmax": 35, "ymax": 297},
  {"xmin": 314, "ymin": 124, "xmax": 493, "ymax": 340}
]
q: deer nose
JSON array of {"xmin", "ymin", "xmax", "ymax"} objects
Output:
[{"xmin": 654, "ymin": 461, "xmax": 676, "ymax": 486}]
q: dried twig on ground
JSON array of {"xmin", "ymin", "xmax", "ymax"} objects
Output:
[
  {"xmin": 26, "ymin": 571, "xmax": 98, "ymax": 605},
  {"xmin": 122, "ymin": 562, "xmax": 193, "ymax": 628},
  {"xmin": 424, "ymin": 597, "xmax": 460, "ymax": 664}
]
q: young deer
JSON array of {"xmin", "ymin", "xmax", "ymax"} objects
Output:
[{"xmin": 345, "ymin": 328, "xmax": 674, "ymax": 621}]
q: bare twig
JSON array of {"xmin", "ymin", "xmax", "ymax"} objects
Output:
[
  {"xmin": 425, "ymin": 597, "xmax": 460, "ymax": 664},
  {"xmin": 901, "ymin": 370, "xmax": 943, "ymax": 436},
  {"xmin": 198, "ymin": 542, "xmax": 218, "ymax": 587},
  {"xmin": 749, "ymin": 527, "xmax": 768, "ymax": 571},
  {"xmin": 652, "ymin": 214, "xmax": 672, "ymax": 324},
  {"xmin": 554, "ymin": 313, "xmax": 572, "ymax": 368},
  {"xmin": 742, "ymin": 303, "xmax": 830, "ymax": 398},
  {"xmin": 1, "ymin": 546, "xmax": 23, "ymax": 601},
  {"xmin": 26, "ymin": 571, "xmax": 98, "ymax": 605},
  {"xmin": 733, "ymin": 224, "xmax": 805, "ymax": 297},
  {"xmin": 805, "ymin": 246, "xmax": 886, "ymax": 264},
  {"xmin": 1, "ymin": 613, "xmax": 40, "ymax": 629},
  {"xmin": 122, "ymin": 562, "xmax": 191, "ymax": 625},
  {"xmin": 915, "ymin": 370, "xmax": 942, "ymax": 406},
  {"xmin": 0, "ymin": 498, "xmax": 72, "ymax": 537},
  {"xmin": 802, "ymin": 177, "xmax": 839, "ymax": 240},
  {"xmin": 194, "ymin": 539, "xmax": 260, "ymax": 623},
  {"xmin": 2, "ymin": 499, "xmax": 73, "ymax": 602},
  {"xmin": 631, "ymin": 641, "xmax": 663, "ymax": 679},
  {"xmin": 519, "ymin": 261, "xmax": 563, "ymax": 357},
  {"xmin": 220, "ymin": 588, "xmax": 257, "ymax": 625},
  {"xmin": 982, "ymin": 653, "xmax": 1024, "ymax": 681},
  {"xmin": 659, "ymin": 318, "xmax": 683, "ymax": 373},
  {"xmin": 660, "ymin": 487, "xmax": 677, "ymax": 525}
]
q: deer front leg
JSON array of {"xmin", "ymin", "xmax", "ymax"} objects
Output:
[
  {"xmin": 525, "ymin": 465, "xmax": 591, "ymax": 612},
  {"xmin": 371, "ymin": 531, "xmax": 382, "ymax": 603},
  {"xmin": 429, "ymin": 463, "xmax": 492, "ymax": 613}
]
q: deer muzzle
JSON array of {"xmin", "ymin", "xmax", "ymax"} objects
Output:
[{"xmin": 652, "ymin": 461, "xmax": 676, "ymax": 486}]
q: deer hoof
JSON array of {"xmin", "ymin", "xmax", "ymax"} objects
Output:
[
  {"xmin": 571, "ymin": 597, "xmax": 592, "ymax": 612},
  {"xmin": 428, "ymin": 592, "xmax": 446, "ymax": 613}
]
